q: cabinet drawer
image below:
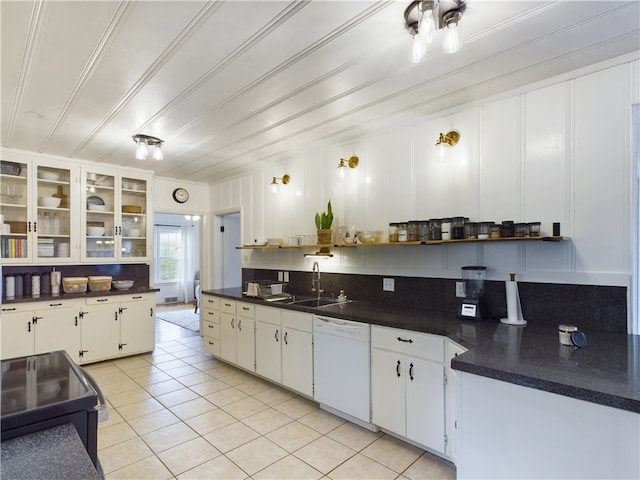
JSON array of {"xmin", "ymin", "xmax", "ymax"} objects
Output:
[
  {"xmin": 1, "ymin": 299, "xmax": 78, "ymax": 314},
  {"xmin": 203, "ymin": 320, "xmax": 220, "ymax": 339},
  {"xmin": 202, "ymin": 295, "xmax": 220, "ymax": 310},
  {"xmin": 372, "ymin": 325, "xmax": 444, "ymax": 363},
  {"xmin": 203, "ymin": 308, "xmax": 219, "ymax": 324},
  {"xmin": 85, "ymin": 296, "xmax": 116, "ymax": 306},
  {"xmin": 237, "ymin": 302, "xmax": 255, "ymax": 318},
  {"xmin": 255, "ymin": 305, "xmax": 280, "ymax": 325},
  {"xmin": 204, "ymin": 337, "xmax": 220, "ymax": 357},
  {"xmin": 281, "ymin": 310, "xmax": 312, "ymax": 332},
  {"xmin": 220, "ymin": 299, "xmax": 236, "ymax": 314},
  {"xmin": 118, "ymin": 293, "xmax": 153, "ymax": 303}
]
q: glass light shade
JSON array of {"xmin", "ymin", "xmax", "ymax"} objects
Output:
[
  {"xmin": 153, "ymin": 144, "xmax": 163, "ymax": 161},
  {"xmin": 443, "ymin": 22, "xmax": 462, "ymax": 54},
  {"xmin": 409, "ymin": 35, "xmax": 428, "ymax": 63},
  {"xmin": 270, "ymin": 180, "xmax": 278, "ymax": 194},
  {"xmin": 135, "ymin": 139, "xmax": 148, "ymax": 160},
  {"xmin": 337, "ymin": 164, "xmax": 347, "ymax": 180},
  {"xmin": 417, "ymin": 8, "xmax": 437, "ymax": 43}
]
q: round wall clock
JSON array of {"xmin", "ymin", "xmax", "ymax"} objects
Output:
[{"xmin": 172, "ymin": 188, "xmax": 189, "ymax": 204}]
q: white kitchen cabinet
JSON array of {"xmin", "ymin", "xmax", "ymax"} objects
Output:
[
  {"xmin": 80, "ymin": 166, "xmax": 152, "ymax": 263},
  {"xmin": 281, "ymin": 310, "xmax": 313, "ymax": 397},
  {"xmin": 79, "ymin": 301, "xmax": 120, "ymax": 363},
  {"xmin": 371, "ymin": 325, "xmax": 445, "ymax": 454},
  {"xmin": 201, "ymin": 294, "xmax": 221, "ymax": 356},
  {"xmin": 1, "ymin": 300, "xmax": 81, "ymax": 362},
  {"xmin": 219, "ymin": 299, "xmax": 237, "ymax": 363},
  {"xmin": 236, "ymin": 302, "xmax": 255, "ymax": 372},
  {"xmin": 119, "ymin": 294, "xmax": 155, "ymax": 355},
  {"xmin": 255, "ymin": 306, "xmax": 281, "ymax": 383},
  {"xmin": 1, "ymin": 157, "xmax": 79, "ymax": 264},
  {"xmin": 445, "ymin": 340, "xmax": 466, "ymax": 462},
  {"xmin": 79, "ymin": 293, "xmax": 155, "ymax": 363}
]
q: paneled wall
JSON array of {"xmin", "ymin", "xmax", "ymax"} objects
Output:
[{"xmin": 210, "ymin": 55, "xmax": 640, "ymax": 289}]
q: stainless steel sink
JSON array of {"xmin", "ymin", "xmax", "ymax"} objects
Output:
[{"xmin": 292, "ymin": 298, "xmax": 343, "ymax": 308}]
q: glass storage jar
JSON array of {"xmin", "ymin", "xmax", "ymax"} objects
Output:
[
  {"xmin": 452, "ymin": 216, "xmax": 465, "ymax": 240},
  {"xmin": 514, "ymin": 223, "xmax": 527, "ymax": 237},
  {"xmin": 490, "ymin": 224, "xmax": 502, "ymax": 238},
  {"xmin": 388, "ymin": 223, "xmax": 399, "ymax": 242},
  {"xmin": 428, "ymin": 218, "xmax": 442, "ymax": 241},
  {"xmin": 440, "ymin": 217, "xmax": 452, "ymax": 240},
  {"xmin": 407, "ymin": 221, "xmax": 419, "ymax": 242},
  {"xmin": 528, "ymin": 221, "xmax": 541, "ymax": 237},
  {"xmin": 464, "ymin": 222, "xmax": 478, "ymax": 239},
  {"xmin": 397, "ymin": 222, "xmax": 408, "ymax": 242},
  {"xmin": 502, "ymin": 220, "xmax": 514, "ymax": 237},
  {"xmin": 418, "ymin": 221, "xmax": 429, "ymax": 242},
  {"xmin": 478, "ymin": 222, "xmax": 493, "ymax": 239}
]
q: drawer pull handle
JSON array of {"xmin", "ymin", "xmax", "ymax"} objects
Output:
[
  {"xmin": 2, "ymin": 307, "xmax": 17, "ymax": 312},
  {"xmin": 397, "ymin": 337, "xmax": 413, "ymax": 343},
  {"xmin": 208, "ymin": 341, "xmax": 215, "ymax": 345},
  {"xmin": 409, "ymin": 362, "xmax": 414, "ymax": 381},
  {"xmin": 208, "ymin": 324, "xmax": 214, "ymax": 328},
  {"xmin": 224, "ymin": 303, "xmax": 231, "ymax": 307},
  {"xmin": 242, "ymin": 306, "xmax": 250, "ymax": 311},
  {"xmin": 97, "ymin": 298, "xmax": 109, "ymax": 302},
  {"xmin": 49, "ymin": 303, "xmax": 63, "ymax": 307},
  {"xmin": 132, "ymin": 296, "xmax": 142, "ymax": 299},
  {"xmin": 396, "ymin": 360, "xmax": 401, "ymax": 378}
]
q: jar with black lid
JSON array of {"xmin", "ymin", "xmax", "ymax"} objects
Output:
[
  {"xmin": 428, "ymin": 219, "xmax": 441, "ymax": 240},
  {"xmin": 417, "ymin": 221, "xmax": 429, "ymax": 242},
  {"xmin": 452, "ymin": 216, "xmax": 465, "ymax": 240},
  {"xmin": 502, "ymin": 220, "xmax": 514, "ymax": 237},
  {"xmin": 388, "ymin": 223, "xmax": 399, "ymax": 242},
  {"xmin": 407, "ymin": 221, "xmax": 419, "ymax": 242},
  {"xmin": 464, "ymin": 222, "xmax": 478, "ymax": 239},
  {"xmin": 514, "ymin": 223, "xmax": 527, "ymax": 237},
  {"xmin": 397, "ymin": 222, "xmax": 408, "ymax": 242}
]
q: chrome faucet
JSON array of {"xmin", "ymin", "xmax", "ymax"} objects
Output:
[{"xmin": 311, "ymin": 261, "xmax": 323, "ymax": 297}]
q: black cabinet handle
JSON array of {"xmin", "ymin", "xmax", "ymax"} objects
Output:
[
  {"xmin": 238, "ymin": 319, "xmax": 242, "ymax": 331},
  {"xmin": 284, "ymin": 331, "xmax": 288, "ymax": 345},
  {"xmin": 27, "ymin": 322, "xmax": 31, "ymax": 332},
  {"xmin": 231, "ymin": 318, "xmax": 235, "ymax": 328},
  {"xmin": 49, "ymin": 303, "xmax": 63, "ymax": 307},
  {"xmin": 409, "ymin": 362, "xmax": 414, "ymax": 381},
  {"xmin": 242, "ymin": 306, "xmax": 250, "ymax": 311},
  {"xmin": 97, "ymin": 298, "xmax": 109, "ymax": 302},
  {"xmin": 32, "ymin": 316, "xmax": 42, "ymax": 325},
  {"xmin": 208, "ymin": 340, "xmax": 215, "ymax": 346},
  {"xmin": 275, "ymin": 329, "xmax": 279, "ymax": 342},
  {"xmin": 397, "ymin": 337, "xmax": 413, "ymax": 343},
  {"xmin": 132, "ymin": 295, "xmax": 142, "ymax": 299},
  {"xmin": 75, "ymin": 316, "xmax": 78, "ymax": 327},
  {"xmin": 396, "ymin": 360, "xmax": 401, "ymax": 378},
  {"xmin": 2, "ymin": 307, "xmax": 17, "ymax": 312},
  {"xmin": 208, "ymin": 324, "xmax": 214, "ymax": 329}
]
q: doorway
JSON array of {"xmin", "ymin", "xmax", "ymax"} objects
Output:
[
  {"xmin": 212, "ymin": 211, "xmax": 241, "ymax": 289},
  {"xmin": 154, "ymin": 213, "xmax": 201, "ymax": 306}
]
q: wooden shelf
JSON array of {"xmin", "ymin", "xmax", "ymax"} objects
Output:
[{"xmin": 237, "ymin": 236, "xmax": 568, "ymax": 250}]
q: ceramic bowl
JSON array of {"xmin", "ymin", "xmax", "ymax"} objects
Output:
[
  {"xmin": 128, "ymin": 228, "xmax": 140, "ymax": 237},
  {"xmin": 38, "ymin": 196, "xmax": 61, "ymax": 208},
  {"xmin": 87, "ymin": 226, "xmax": 105, "ymax": 236},
  {"xmin": 112, "ymin": 280, "xmax": 134, "ymax": 290}
]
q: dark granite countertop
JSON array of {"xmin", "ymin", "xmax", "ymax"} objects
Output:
[
  {"xmin": 1, "ymin": 287, "xmax": 160, "ymax": 306},
  {"xmin": 203, "ymin": 288, "xmax": 640, "ymax": 414},
  {"xmin": 1, "ymin": 423, "xmax": 100, "ymax": 480}
]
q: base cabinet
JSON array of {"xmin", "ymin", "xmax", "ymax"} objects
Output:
[
  {"xmin": 281, "ymin": 310, "xmax": 313, "ymax": 397},
  {"xmin": 201, "ymin": 295, "xmax": 221, "ymax": 356},
  {"xmin": 80, "ymin": 302, "xmax": 120, "ymax": 363},
  {"xmin": 236, "ymin": 303, "xmax": 255, "ymax": 372},
  {"xmin": 1, "ymin": 300, "xmax": 81, "ymax": 362},
  {"xmin": 445, "ymin": 340, "xmax": 466, "ymax": 462},
  {"xmin": 119, "ymin": 295, "xmax": 155, "ymax": 355},
  {"xmin": 371, "ymin": 325, "xmax": 446, "ymax": 454},
  {"xmin": 255, "ymin": 306, "xmax": 282, "ymax": 383}
]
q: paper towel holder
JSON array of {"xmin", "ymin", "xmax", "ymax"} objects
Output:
[{"xmin": 500, "ymin": 273, "xmax": 527, "ymax": 326}]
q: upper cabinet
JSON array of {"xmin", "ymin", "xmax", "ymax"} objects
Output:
[
  {"xmin": 1, "ymin": 151, "xmax": 153, "ymax": 266},
  {"xmin": 1, "ymin": 159, "xmax": 79, "ymax": 264},
  {"xmin": 80, "ymin": 166, "xmax": 152, "ymax": 263}
]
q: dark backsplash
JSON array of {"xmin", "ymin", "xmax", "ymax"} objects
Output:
[
  {"xmin": 243, "ymin": 268, "xmax": 628, "ymax": 334},
  {"xmin": 3, "ymin": 264, "xmax": 149, "ymax": 290}
]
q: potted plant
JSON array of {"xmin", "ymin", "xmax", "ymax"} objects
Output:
[{"xmin": 315, "ymin": 200, "xmax": 334, "ymax": 245}]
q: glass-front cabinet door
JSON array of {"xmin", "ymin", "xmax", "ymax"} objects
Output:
[
  {"xmin": 1, "ymin": 159, "xmax": 30, "ymax": 262},
  {"xmin": 1, "ymin": 158, "xmax": 78, "ymax": 264},
  {"xmin": 81, "ymin": 167, "xmax": 151, "ymax": 263}
]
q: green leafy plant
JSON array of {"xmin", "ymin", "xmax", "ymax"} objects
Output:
[{"xmin": 314, "ymin": 200, "xmax": 334, "ymax": 230}]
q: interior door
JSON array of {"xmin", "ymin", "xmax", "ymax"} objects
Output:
[{"xmin": 221, "ymin": 212, "xmax": 241, "ymax": 288}]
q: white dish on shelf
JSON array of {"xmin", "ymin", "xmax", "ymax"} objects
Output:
[
  {"xmin": 112, "ymin": 280, "xmax": 134, "ymax": 290},
  {"xmin": 38, "ymin": 196, "xmax": 61, "ymax": 208},
  {"xmin": 88, "ymin": 204, "xmax": 106, "ymax": 211},
  {"xmin": 87, "ymin": 226, "xmax": 105, "ymax": 236},
  {"xmin": 38, "ymin": 171, "xmax": 60, "ymax": 181},
  {"xmin": 127, "ymin": 228, "xmax": 140, "ymax": 237}
]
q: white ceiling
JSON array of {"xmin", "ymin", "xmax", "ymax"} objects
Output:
[{"xmin": 2, "ymin": 1, "xmax": 638, "ymax": 184}]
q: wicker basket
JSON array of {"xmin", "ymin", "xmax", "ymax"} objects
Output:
[{"xmin": 122, "ymin": 205, "xmax": 142, "ymax": 213}]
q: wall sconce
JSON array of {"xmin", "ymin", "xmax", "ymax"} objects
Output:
[
  {"xmin": 435, "ymin": 130, "xmax": 460, "ymax": 159},
  {"xmin": 132, "ymin": 134, "xmax": 163, "ymax": 161},
  {"xmin": 304, "ymin": 247, "xmax": 333, "ymax": 258},
  {"xmin": 404, "ymin": 0, "xmax": 466, "ymax": 63},
  {"xmin": 337, "ymin": 156, "xmax": 359, "ymax": 180},
  {"xmin": 270, "ymin": 174, "xmax": 290, "ymax": 194}
]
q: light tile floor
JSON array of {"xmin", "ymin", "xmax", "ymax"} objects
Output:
[{"xmin": 87, "ymin": 306, "xmax": 456, "ymax": 479}]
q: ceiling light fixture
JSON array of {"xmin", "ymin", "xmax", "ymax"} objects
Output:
[
  {"xmin": 435, "ymin": 130, "xmax": 460, "ymax": 158},
  {"xmin": 132, "ymin": 134, "xmax": 164, "ymax": 161},
  {"xmin": 337, "ymin": 156, "xmax": 359, "ymax": 180},
  {"xmin": 270, "ymin": 174, "xmax": 290, "ymax": 194},
  {"xmin": 404, "ymin": 0, "xmax": 466, "ymax": 63}
]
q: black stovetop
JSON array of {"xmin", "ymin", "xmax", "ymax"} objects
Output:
[{"xmin": 1, "ymin": 351, "xmax": 97, "ymax": 431}]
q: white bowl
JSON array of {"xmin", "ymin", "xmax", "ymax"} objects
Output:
[
  {"xmin": 87, "ymin": 226, "xmax": 105, "ymax": 236},
  {"xmin": 128, "ymin": 229, "xmax": 140, "ymax": 237},
  {"xmin": 112, "ymin": 280, "xmax": 134, "ymax": 290},
  {"xmin": 88, "ymin": 204, "xmax": 106, "ymax": 211},
  {"xmin": 38, "ymin": 196, "xmax": 61, "ymax": 208},
  {"xmin": 38, "ymin": 171, "xmax": 60, "ymax": 181}
]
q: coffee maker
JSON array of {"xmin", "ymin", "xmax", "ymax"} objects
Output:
[{"xmin": 457, "ymin": 266, "xmax": 487, "ymax": 321}]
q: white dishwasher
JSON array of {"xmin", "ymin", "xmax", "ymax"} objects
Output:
[{"xmin": 313, "ymin": 315, "xmax": 374, "ymax": 430}]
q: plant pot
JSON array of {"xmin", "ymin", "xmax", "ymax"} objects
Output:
[{"xmin": 317, "ymin": 229, "xmax": 333, "ymax": 245}]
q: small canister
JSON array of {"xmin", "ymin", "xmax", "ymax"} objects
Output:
[
  {"xmin": 14, "ymin": 273, "xmax": 23, "ymax": 297},
  {"xmin": 441, "ymin": 218, "xmax": 452, "ymax": 241},
  {"xmin": 478, "ymin": 222, "xmax": 493, "ymax": 239},
  {"xmin": 23, "ymin": 272, "xmax": 32, "ymax": 297},
  {"xmin": 428, "ymin": 218, "xmax": 441, "ymax": 241},
  {"xmin": 452, "ymin": 216, "xmax": 465, "ymax": 240},
  {"xmin": 528, "ymin": 221, "xmax": 541, "ymax": 237},
  {"xmin": 388, "ymin": 223, "xmax": 399, "ymax": 242},
  {"xmin": 502, "ymin": 221, "xmax": 514, "ymax": 237},
  {"xmin": 490, "ymin": 224, "xmax": 502, "ymax": 239},
  {"xmin": 5, "ymin": 275, "xmax": 15, "ymax": 299},
  {"xmin": 31, "ymin": 273, "xmax": 41, "ymax": 298},
  {"xmin": 41, "ymin": 272, "xmax": 51, "ymax": 295},
  {"xmin": 397, "ymin": 222, "xmax": 408, "ymax": 242},
  {"xmin": 558, "ymin": 324, "xmax": 578, "ymax": 346},
  {"xmin": 418, "ymin": 221, "xmax": 429, "ymax": 242},
  {"xmin": 407, "ymin": 221, "xmax": 419, "ymax": 242},
  {"xmin": 514, "ymin": 223, "xmax": 527, "ymax": 237},
  {"xmin": 464, "ymin": 222, "xmax": 478, "ymax": 239}
]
